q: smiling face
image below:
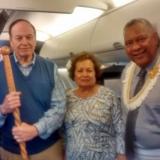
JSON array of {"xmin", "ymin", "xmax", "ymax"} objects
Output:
[
  {"xmin": 10, "ymin": 21, "xmax": 36, "ymax": 63},
  {"xmin": 124, "ymin": 22, "xmax": 158, "ymax": 68},
  {"xmin": 74, "ymin": 59, "xmax": 96, "ymax": 88}
]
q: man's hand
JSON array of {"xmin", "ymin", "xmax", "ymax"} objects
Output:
[
  {"xmin": 0, "ymin": 91, "xmax": 21, "ymax": 115},
  {"xmin": 12, "ymin": 122, "xmax": 39, "ymax": 143}
]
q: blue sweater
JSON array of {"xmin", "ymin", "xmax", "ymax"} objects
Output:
[{"xmin": 0, "ymin": 55, "xmax": 60, "ymax": 154}]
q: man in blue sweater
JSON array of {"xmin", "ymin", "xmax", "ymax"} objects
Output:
[{"xmin": 0, "ymin": 19, "xmax": 66, "ymax": 160}]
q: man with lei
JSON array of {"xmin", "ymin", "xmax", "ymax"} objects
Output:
[{"xmin": 121, "ymin": 18, "xmax": 160, "ymax": 160}]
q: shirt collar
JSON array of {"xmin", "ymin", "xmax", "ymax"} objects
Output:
[{"xmin": 13, "ymin": 52, "xmax": 36, "ymax": 66}]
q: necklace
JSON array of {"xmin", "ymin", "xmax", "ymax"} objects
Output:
[{"xmin": 122, "ymin": 58, "xmax": 160, "ymax": 110}]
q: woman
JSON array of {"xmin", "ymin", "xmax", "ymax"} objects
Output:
[{"xmin": 64, "ymin": 51, "xmax": 126, "ymax": 160}]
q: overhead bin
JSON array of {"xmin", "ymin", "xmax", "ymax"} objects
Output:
[
  {"xmin": 41, "ymin": 0, "xmax": 160, "ymax": 61},
  {"xmin": 40, "ymin": 20, "xmax": 97, "ymax": 59}
]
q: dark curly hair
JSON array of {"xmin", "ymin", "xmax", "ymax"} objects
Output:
[{"xmin": 68, "ymin": 51, "xmax": 101, "ymax": 82}]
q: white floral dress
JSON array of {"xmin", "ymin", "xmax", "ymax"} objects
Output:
[{"xmin": 64, "ymin": 86, "xmax": 125, "ymax": 160}]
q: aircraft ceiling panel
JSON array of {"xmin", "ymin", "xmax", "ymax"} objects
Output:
[{"xmin": 0, "ymin": 0, "xmax": 108, "ymax": 13}]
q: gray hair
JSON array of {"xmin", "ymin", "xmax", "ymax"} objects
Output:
[
  {"xmin": 124, "ymin": 18, "xmax": 160, "ymax": 47},
  {"xmin": 124, "ymin": 18, "xmax": 156, "ymax": 34}
]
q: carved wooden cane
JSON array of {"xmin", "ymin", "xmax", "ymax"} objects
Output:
[{"xmin": 1, "ymin": 47, "xmax": 29, "ymax": 160}]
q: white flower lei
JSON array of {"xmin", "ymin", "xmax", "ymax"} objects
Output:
[{"xmin": 122, "ymin": 59, "xmax": 160, "ymax": 110}]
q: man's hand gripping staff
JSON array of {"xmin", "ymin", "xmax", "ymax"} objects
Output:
[{"xmin": 0, "ymin": 46, "xmax": 30, "ymax": 160}]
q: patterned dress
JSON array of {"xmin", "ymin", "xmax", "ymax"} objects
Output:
[{"xmin": 64, "ymin": 86, "xmax": 125, "ymax": 160}]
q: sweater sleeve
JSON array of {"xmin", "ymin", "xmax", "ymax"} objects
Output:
[{"xmin": 34, "ymin": 63, "xmax": 66, "ymax": 139}]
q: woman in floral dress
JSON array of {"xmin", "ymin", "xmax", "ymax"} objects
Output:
[{"xmin": 64, "ymin": 52, "xmax": 126, "ymax": 160}]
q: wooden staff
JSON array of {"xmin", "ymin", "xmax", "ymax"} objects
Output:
[{"xmin": 1, "ymin": 46, "xmax": 29, "ymax": 160}]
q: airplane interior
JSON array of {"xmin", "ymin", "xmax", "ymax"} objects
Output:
[
  {"xmin": 1, "ymin": 1, "xmax": 160, "ymax": 159},
  {"xmin": 0, "ymin": 0, "xmax": 159, "ymax": 91}
]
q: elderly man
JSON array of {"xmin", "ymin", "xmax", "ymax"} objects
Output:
[
  {"xmin": 121, "ymin": 18, "xmax": 160, "ymax": 160},
  {"xmin": 0, "ymin": 19, "xmax": 66, "ymax": 160}
]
